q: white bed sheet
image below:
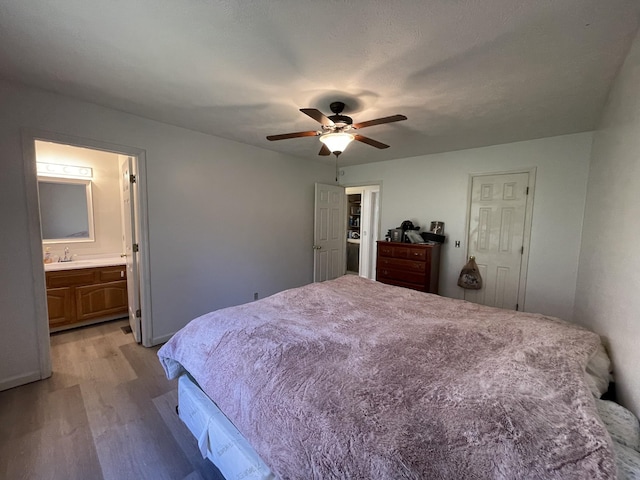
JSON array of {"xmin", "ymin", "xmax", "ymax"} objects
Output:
[{"xmin": 178, "ymin": 374, "xmax": 276, "ymax": 480}]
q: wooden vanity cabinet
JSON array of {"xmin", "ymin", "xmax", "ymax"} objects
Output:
[
  {"xmin": 376, "ymin": 241, "xmax": 441, "ymax": 294},
  {"xmin": 45, "ymin": 266, "xmax": 128, "ymax": 331}
]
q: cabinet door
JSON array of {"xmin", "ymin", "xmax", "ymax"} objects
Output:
[
  {"xmin": 75, "ymin": 280, "xmax": 128, "ymax": 322},
  {"xmin": 47, "ymin": 287, "xmax": 74, "ymax": 327}
]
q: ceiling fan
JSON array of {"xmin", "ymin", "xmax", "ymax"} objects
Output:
[{"xmin": 267, "ymin": 101, "xmax": 407, "ymax": 157}]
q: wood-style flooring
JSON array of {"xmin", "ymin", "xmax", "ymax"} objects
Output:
[{"xmin": 0, "ymin": 319, "xmax": 224, "ymax": 480}]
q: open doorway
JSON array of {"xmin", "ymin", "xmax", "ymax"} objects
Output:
[
  {"xmin": 345, "ymin": 185, "xmax": 380, "ymax": 279},
  {"xmin": 23, "ymin": 130, "xmax": 152, "ymax": 381}
]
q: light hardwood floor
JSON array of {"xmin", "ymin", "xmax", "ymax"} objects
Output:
[{"xmin": 0, "ymin": 319, "xmax": 224, "ymax": 480}]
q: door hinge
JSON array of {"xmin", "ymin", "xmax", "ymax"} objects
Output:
[
  {"xmin": 129, "ymin": 174, "xmax": 137, "ymax": 184},
  {"xmin": 521, "ymin": 245, "xmax": 524, "ymax": 254},
  {"xmin": 133, "ymin": 243, "xmax": 139, "ymax": 252},
  {"xmin": 135, "ymin": 309, "xmax": 142, "ymax": 318},
  {"xmin": 526, "ymin": 187, "xmax": 529, "ymax": 195},
  {"xmin": 516, "ymin": 303, "xmax": 519, "ymax": 311}
]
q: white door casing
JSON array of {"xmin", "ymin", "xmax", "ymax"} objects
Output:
[
  {"xmin": 361, "ymin": 186, "xmax": 380, "ymax": 279},
  {"xmin": 346, "ymin": 185, "xmax": 381, "ymax": 279},
  {"xmin": 464, "ymin": 170, "xmax": 534, "ymax": 310},
  {"xmin": 119, "ymin": 156, "xmax": 141, "ymax": 343},
  {"xmin": 22, "ymin": 129, "xmax": 153, "ymax": 390},
  {"xmin": 314, "ymin": 183, "xmax": 346, "ymax": 282}
]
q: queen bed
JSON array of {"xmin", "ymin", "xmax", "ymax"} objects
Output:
[{"xmin": 158, "ymin": 275, "xmax": 639, "ymax": 479}]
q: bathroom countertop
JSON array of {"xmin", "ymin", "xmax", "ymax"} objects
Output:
[{"xmin": 44, "ymin": 255, "xmax": 126, "ymax": 272}]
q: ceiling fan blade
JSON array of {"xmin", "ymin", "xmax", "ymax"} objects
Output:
[
  {"xmin": 300, "ymin": 108, "xmax": 335, "ymax": 127},
  {"xmin": 354, "ymin": 134, "xmax": 390, "ymax": 149},
  {"xmin": 353, "ymin": 114, "xmax": 407, "ymax": 129},
  {"xmin": 319, "ymin": 144, "xmax": 331, "ymax": 156},
  {"xmin": 266, "ymin": 130, "xmax": 318, "ymax": 141}
]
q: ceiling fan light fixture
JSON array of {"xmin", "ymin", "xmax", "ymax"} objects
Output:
[{"xmin": 319, "ymin": 132, "xmax": 354, "ymax": 154}]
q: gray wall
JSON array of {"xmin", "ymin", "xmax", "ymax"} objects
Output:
[
  {"xmin": 574, "ymin": 31, "xmax": 640, "ymax": 416},
  {"xmin": 0, "ymin": 79, "xmax": 334, "ymax": 390},
  {"xmin": 341, "ymin": 132, "xmax": 593, "ymax": 322}
]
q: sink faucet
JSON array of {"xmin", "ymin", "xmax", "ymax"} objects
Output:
[{"xmin": 60, "ymin": 247, "xmax": 72, "ymax": 262}]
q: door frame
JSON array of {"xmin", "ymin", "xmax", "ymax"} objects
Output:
[
  {"xmin": 344, "ymin": 183, "xmax": 381, "ymax": 279},
  {"xmin": 464, "ymin": 168, "xmax": 536, "ymax": 311},
  {"xmin": 22, "ymin": 129, "xmax": 153, "ymax": 379}
]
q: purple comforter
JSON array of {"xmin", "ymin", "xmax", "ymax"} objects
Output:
[{"xmin": 158, "ymin": 276, "xmax": 616, "ymax": 479}]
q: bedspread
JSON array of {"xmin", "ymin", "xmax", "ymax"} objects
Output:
[{"xmin": 158, "ymin": 276, "xmax": 616, "ymax": 479}]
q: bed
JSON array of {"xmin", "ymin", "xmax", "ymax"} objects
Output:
[{"xmin": 158, "ymin": 275, "xmax": 638, "ymax": 479}]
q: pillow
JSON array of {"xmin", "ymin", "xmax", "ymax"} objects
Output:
[
  {"xmin": 612, "ymin": 441, "xmax": 640, "ymax": 479},
  {"xmin": 586, "ymin": 342, "xmax": 613, "ymax": 397},
  {"xmin": 596, "ymin": 399, "xmax": 640, "ymax": 452}
]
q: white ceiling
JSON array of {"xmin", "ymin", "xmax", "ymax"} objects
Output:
[{"xmin": 1, "ymin": 1, "xmax": 639, "ymax": 166}]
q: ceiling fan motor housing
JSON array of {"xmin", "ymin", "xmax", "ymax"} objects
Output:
[
  {"xmin": 328, "ymin": 102, "xmax": 352, "ymax": 129},
  {"xmin": 328, "ymin": 114, "xmax": 352, "ymax": 129},
  {"xmin": 329, "ymin": 101, "xmax": 346, "ymax": 114}
]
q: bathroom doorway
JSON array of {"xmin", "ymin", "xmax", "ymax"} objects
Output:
[
  {"xmin": 23, "ymin": 130, "xmax": 152, "ymax": 380},
  {"xmin": 345, "ymin": 185, "xmax": 380, "ymax": 279}
]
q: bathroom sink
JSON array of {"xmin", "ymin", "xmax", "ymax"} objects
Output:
[{"xmin": 44, "ymin": 256, "xmax": 125, "ymax": 271}]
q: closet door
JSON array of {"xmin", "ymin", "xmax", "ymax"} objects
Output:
[{"xmin": 465, "ymin": 172, "xmax": 533, "ymax": 310}]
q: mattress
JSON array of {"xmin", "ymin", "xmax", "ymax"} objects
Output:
[{"xmin": 177, "ymin": 374, "xmax": 276, "ymax": 480}]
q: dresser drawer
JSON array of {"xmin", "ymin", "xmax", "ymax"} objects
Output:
[
  {"xmin": 378, "ymin": 243, "xmax": 395, "ymax": 257},
  {"xmin": 377, "ymin": 256, "xmax": 426, "ymax": 273},
  {"xmin": 377, "ymin": 267, "xmax": 426, "ymax": 285},
  {"xmin": 378, "ymin": 243, "xmax": 427, "ymax": 261},
  {"xmin": 395, "ymin": 246, "xmax": 427, "ymax": 261}
]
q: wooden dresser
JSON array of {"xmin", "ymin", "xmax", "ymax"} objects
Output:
[{"xmin": 376, "ymin": 241, "xmax": 441, "ymax": 294}]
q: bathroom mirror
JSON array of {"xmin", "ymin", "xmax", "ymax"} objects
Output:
[{"xmin": 38, "ymin": 176, "xmax": 95, "ymax": 243}]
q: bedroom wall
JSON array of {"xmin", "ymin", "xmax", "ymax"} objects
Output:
[
  {"xmin": 574, "ymin": 31, "xmax": 640, "ymax": 416},
  {"xmin": 341, "ymin": 132, "xmax": 593, "ymax": 322},
  {"xmin": 35, "ymin": 141, "xmax": 123, "ymax": 258},
  {"xmin": 0, "ymin": 79, "xmax": 334, "ymax": 390}
]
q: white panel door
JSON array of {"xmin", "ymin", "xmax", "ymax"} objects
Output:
[
  {"xmin": 119, "ymin": 156, "xmax": 141, "ymax": 342},
  {"xmin": 465, "ymin": 172, "xmax": 530, "ymax": 310},
  {"xmin": 314, "ymin": 183, "xmax": 345, "ymax": 282}
]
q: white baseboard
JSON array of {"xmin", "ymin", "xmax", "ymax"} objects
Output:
[
  {"xmin": 0, "ymin": 370, "xmax": 45, "ymax": 392},
  {"xmin": 151, "ymin": 332, "xmax": 175, "ymax": 346}
]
